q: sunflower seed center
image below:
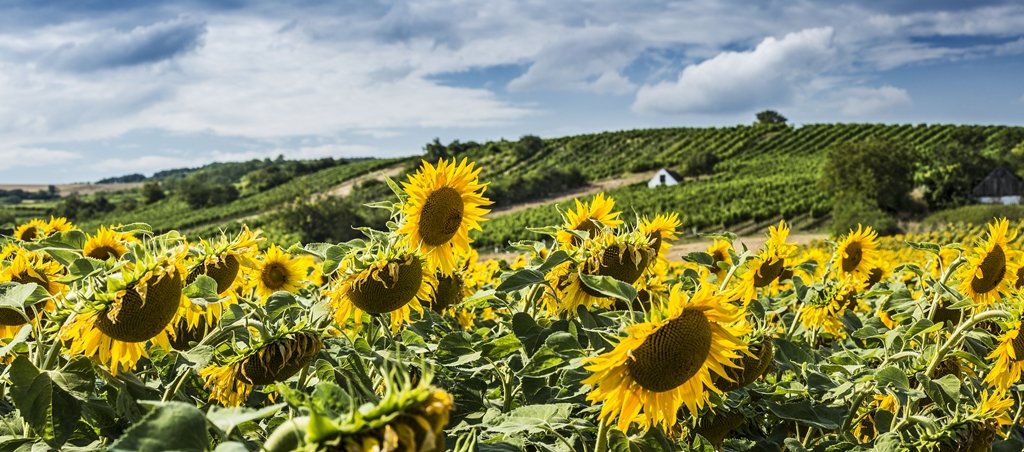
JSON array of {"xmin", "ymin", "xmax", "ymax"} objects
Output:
[
  {"xmin": 87, "ymin": 245, "xmax": 122, "ymax": 261},
  {"xmin": 1012, "ymin": 327, "xmax": 1024, "ymax": 362},
  {"xmin": 842, "ymin": 241, "xmax": 863, "ymax": 273},
  {"xmin": 753, "ymin": 258, "xmax": 785, "ymax": 287},
  {"xmin": 261, "ymin": 262, "xmax": 290, "ymax": 291},
  {"xmin": 419, "ymin": 187, "xmax": 464, "ymax": 246},
  {"xmin": 626, "ymin": 309, "xmax": 712, "ymax": 392},
  {"xmin": 971, "ymin": 244, "xmax": 1006, "ymax": 295},
  {"xmin": 348, "ymin": 257, "xmax": 423, "ymax": 314}
]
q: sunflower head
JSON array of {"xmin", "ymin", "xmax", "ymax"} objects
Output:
[
  {"xmin": 692, "ymin": 410, "xmax": 745, "ymax": 449},
  {"xmin": 556, "ymin": 193, "xmax": 623, "ymax": 249},
  {"xmin": 715, "ymin": 334, "xmax": 774, "ymax": 392},
  {"xmin": 429, "ymin": 270, "xmax": 466, "ymax": 313},
  {"xmin": 13, "ymin": 219, "xmax": 48, "ymax": 242},
  {"xmin": 201, "ymin": 330, "xmax": 322, "ymax": 406},
  {"xmin": 347, "ymin": 253, "xmax": 424, "ymax": 315},
  {"xmin": 706, "ymin": 239, "xmax": 734, "ymax": 281},
  {"xmin": 398, "ymin": 158, "xmax": 491, "ymax": 275},
  {"xmin": 580, "ymin": 237, "xmax": 655, "ymax": 297},
  {"xmin": 83, "ymin": 226, "xmax": 132, "ymax": 261},
  {"xmin": 639, "ymin": 213, "xmax": 681, "ymax": 258},
  {"xmin": 958, "ymin": 218, "xmax": 1019, "ymax": 306},
  {"xmin": 96, "ymin": 266, "xmax": 184, "ymax": 342},
  {"xmin": 0, "ymin": 250, "xmax": 65, "ymax": 326},
  {"xmin": 583, "ymin": 284, "xmax": 749, "ymax": 432},
  {"xmin": 836, "ymin": 224, "xmax": 880, "ymax": 279},
  {"xmin": 252, "ymin": 245, "xmax": 312, "ymax": 299}
]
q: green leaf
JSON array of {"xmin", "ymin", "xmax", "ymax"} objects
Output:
[
  {"xmin": 875, "ymin": 366, "xmax": 910, "ymax": 390},
  {"xmin": 535, "ymin": 250, "xmax": 572, "ymax": 274},
  {"xmin": 904, "ymin": 240, "xmax": 941, "ymax": 254},
  {"xmin": 61, "ymin": 257, "xmax": 106, "ymax": 282},
  {"xmin": 682, "ymin": 251, "xmax": 714, "ymax": 267},
  {"xmin": 322, "ymin": 245, "xmax": 348, "ymax": 275},
  {"xmin": 578, "ymin": 273, "xmax": 637, "ymax": 304},
  {"xmin": 767, "ymin": 399, "xmax": 846, "ymax": 430},
  {"xmin": 109, "ymin": 402, "xmax": 212, "ymax": 452},
  {"xmin": 496, "ymin": 269, "xmax": 546, "ymax": 292},
  {"xmin": 207, "ymin": 404, "xmax": 285, "ymax": 437},
  {"xmin": 918, "ymin": 374, "xmax": 961, "ymax": 415},
  {"xmin": 485, "ymin": 403, "xmax": 574, "ymax": 434},
  {"xmin": 481, "ymin": 334, "xmax": 522, "ymax": 360},
  {"xmin": 183, "ymin": 275, "xmax": 220, "ymax": 302},
  {"xmin": 0, "ymin": 282, "xmax": 50, "ymax": 324},
  {"xmin": 511, "ymin": 312, "xmax": 545, "ymax": 354},
  {"xmin": 8, "ymin": 356, "xmax": 82, "ymax": 447},
  {"xmin": 521, "ymin": 347, "xmax": 564, "ymax": 377}
]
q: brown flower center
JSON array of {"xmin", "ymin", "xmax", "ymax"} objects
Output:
[
  {"xmin": 87, "ymin": 246, "xmax": 123, "ymax": 261},
  {"xmin": 348, "ymin": 256, "xmax": 423, "ymax": 314},
  {"xmin": 841, "ymin": 241, "xmax": 863, "ymax": 273},
  {"xmin": 753, "ymin": 258, "xmax": 785, "ymax": 287},
  {"xmin": 418, "ymin": 187, "xmax": 464, "ymax": 246},
  {"xmin": 261, "ymin": 262, "xmax": 290, "ymax": 291},
  {"xmin": 96, "ymin": 269, "xmax": 183, "ymax": 342},
  {"xmin": 971, "ymin": 245, "xmax": 1006, "ymax": 295},
  {"xmin": 626, "ymin": 309, "xmax": 712, "ymax": 392}
]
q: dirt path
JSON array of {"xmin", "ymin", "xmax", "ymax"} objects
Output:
[
  {"xmin": 317, "ymin": 164, "xmax": 406, "ymax": 200},
  {"xmin": 489, "ymin": 171, "xmax": 657, "ymax": 218}
]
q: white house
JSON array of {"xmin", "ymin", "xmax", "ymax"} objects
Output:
[
  {"xmin": 648, "ymin": 168, "xmax": 684, "ymax": 188},
  {"xmin": 973, "ymin": 166, "xmax": 1022, "ymax": 205}
]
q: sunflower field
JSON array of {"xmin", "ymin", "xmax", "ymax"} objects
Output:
[{"xmin": 0, "ymin": 157, "xmax": 1023, "ymax": 451}]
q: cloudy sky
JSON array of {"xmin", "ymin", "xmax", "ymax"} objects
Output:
[{"xmin": 1, "ymin": 1, "xmax": 1023, "ymax": 183}]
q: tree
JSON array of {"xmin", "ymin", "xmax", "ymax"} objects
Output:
[
  {"xmin": 680, "ymin": 151, "xmax": 718, "ymax": 177},
  {"xmin": 755, "ymin": 110, "xmax": 787, "ymax": 125},
  {"xmin": 514, "ymin": 135, "xmax": 544, "ymax": 159},
  {"xmin": 142, "ymin": 181, "xmax": 165, "ymax": 204},
  {"xmin": 820, "ymin": 139, "xmax": 915, "ymax": 213},
  {"xmin": 915, "ymin": 142, "xmax": 994, "ymax": 209}
]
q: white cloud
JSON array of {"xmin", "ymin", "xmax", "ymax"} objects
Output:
[
  {"xmin": 632, "ymin": 27, "xmax": 837, "ymax": 115},
  {"xmin": 838, "ymin": 85, "xmax": 912, "ymax": 116},
  {"xmin": 0, "ymin": 147, "xmax": 81, "ymax": 169},
  {"xmin": 507, "ymin": 26, "xmax": 641, "ymax": 94}
]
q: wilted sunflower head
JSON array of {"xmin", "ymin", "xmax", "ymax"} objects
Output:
[
  {"xmin": 556, "ymin": 193, "xmax": 623, "ymax": 249},
  {"xmin": 429, "ymin": 269, "xmax": 467, "ymax": 313},
  {"xmin": 958, "ymin": 218, "xmax": 1019, "ymax": 307},
  {"xmin": 579, "ymin": 232, "xmax": 655, "ymax": 297},
  {"xmin": 328, "ymin": 249, "xmax": 430, "ymax": 332},
  {"xmin": 583, "ymin": 284, "xmax": 749, "ymax": 432},
  {"xmin": 398, "ymin": 158, "xmax": 491, "ymax": 275},
  {"xmin": 60, "ymin": 239, "xmax": 188, "ymax": 374},
  {"xmin": 201, "ymin": 330, "xmax": 323, "ymax": 406}
]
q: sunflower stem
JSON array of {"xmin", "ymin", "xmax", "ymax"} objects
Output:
[
  {"xmin": 926, "ymin": 256, "xmax": 965, "ymax": 322},
  {"xmin": 161, "ymin": 368, "xmax": 192, "ymax": 402},
  {"xmin": 594, "ymin": 421, "xmax": 609, "ymax": 452},
  {"xmin": 840, "ymin": 390, "xmax": 868, "ymax": 442},
  {"xmin": 1011, "ymin": 391, "xmax": 1024, "ymax": 427},
  {"xmin": 925, "ymin": 309, "xmax": 1011, "ymax": 378}
]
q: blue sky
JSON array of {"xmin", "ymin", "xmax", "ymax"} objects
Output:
[{"xmin": 0, "ymin": 0, "xmax": 1022, "ymax": 183}]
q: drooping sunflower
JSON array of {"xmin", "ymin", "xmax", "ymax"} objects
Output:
[
  {"xmin": 60, "ymin": 242, "xmax": 187, "ymax": 374},
  {"xmin": 251, "ymin": 245, "xmax": 313, "ymax": 299},
  {"xmin": 583, "ymin": 284, "xmax": 749, "ymax": 432},
  {"xmin": 200, "ymin": 330, "xmax": 322, "ymax": 406},
  {"xmin": 798, "ymin": 279, "xmax": 854, "ymax": 338},
  {"xmin": 398, "ymin": 158, "xmax": 491, "ymax": 275},
  {"xmin": 543, "ymin": 231, "xmax": 654, "ymax": 316},
  {"xmin": 555, "ymin": 193, "xmax": 624, "ymax": 249},
  {"xmin": 173, "ymin": 227, "xmax": 262, "ymax": 350},
  {"xmin": 835, "ymin": 225, "xmax": 880, "ymax": 282},
  {"xmin": 82, "ymin": 226, "xmax": 133, "ymax": 260},
  {"xmin": 639, "ymin": 213, "xmax": 681, "ymax": 260},
  {"xmin": 734, "ymin": 221, "xmax": 796, "ymax": 303},
  {"xmin": 958, "ymin": 218, "xmax": 1019, "ymax": 307},
  {"xmin": 0, "ymin": 250, "xmax": 66, "ymax": 337},
  {"xmin": 327, "ymin": 251, "xmax": 431, "ymax": 332},
  {"xmin": 13, "ymin": 219, "xmax": 48, "ymax": 242}
]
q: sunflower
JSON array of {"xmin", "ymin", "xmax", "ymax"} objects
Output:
[
  {"xmin": 60, "ymin": 243, "xmax": 187, "ymax": 374},
  {"xmin": 835, "ymin": 225, "xmax": 880, "ymax": 282},
  {"xmin": 251, "ymin": 245, "xmax": 312, "ymax": 299},
  {"xmin": 201, "ymin": 331, "xmax": 322, "ymax": 406},
  {"xmin": 734, "ymin": 221, "xmax": 796, "ymax": 303},
  {"xmin": 639, "ymin": 213, "xmax": 681, "ymax": 260},
  {"xmin": 13, "ymin": 219, "xmax": 48, "ymax": 242},
  {"xmin": 82, "ymin": 226, "xmax": 132, "ymax": 260},
  {"xmin": 543, "ymin": 232, "xmax": 654, "ymax": 316},
  {"xmin": 706, "ymin": 239, "xmax": 733, "ymax": 282},
  {"xmin": 398, "ymin": 158, "xmax": 491, "ymax": 275},
  {"xmin": 852, "ymin": 394, "xmax": 900, "ymax": 443},
  {"xmin": 45, "ymin": 216, "xmax": 74, "ymax": 235},
  {"xmin": 798, "ymin": 280, "xmax": 852, "ymax": 338},
  {"xmin": 583, "ymin": 284, "xmax": 749, "ymax": 432},
  {"xmin": 327, "ymin": 251, "xmax": 431, "ymax": 332},
  {"xmin": 0, "ymin": 250, "xmax": 66, "ymax": 337},
  {"xmin": 958, "ymin": 218, "xmax": 1019, "ymax": 307},
  {"xmin": 555, "ymin": 193, "xmax": 623, "ymax": 249},
  {"xmin": 984, "ymin": 307, "xmax": 1024, "ymax": 391}
]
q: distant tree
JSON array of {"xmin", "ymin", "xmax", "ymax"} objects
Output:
[
  {"xmin": 179, "ymin": 178, "xmax": 239, "ymax": 209},
  {"xmin": 514, "ymin": 135, "xmax": 544, "ymax": 159},
  {"xmin": 915, "ymin": 141, "xmax": 994, "ymax": 209},
  {"xmin": 424, "ymin": 138, "xmax": 448, "ymax": 161},
  {"xmin": 820, "ymin": 139, "xmax": 914, "ymax": 213},
  {"xmin": 680, "ymin": 151, "xmax": 719, "ymax": 177},
  {"xmin": 142, "ymin": 181, "xmax": 165, "ymax": 204},
  {"xmin": 756, "ymin": 110, "xmax": 788, "ymax": 125}
]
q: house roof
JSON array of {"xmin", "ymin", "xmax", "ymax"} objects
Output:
[
  {"xmin": 655, "ymin": 168, "xmax": 684, "ymax": 181},
  {"xmin": 973, "ymin": 166, "xmax": 1023, "ymax": 197}
]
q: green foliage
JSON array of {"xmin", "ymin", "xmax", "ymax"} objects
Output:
[
  {"xmin": 820, "ymin": 138, "xmax": 914, "ymax": 213},
  {"xmin": 141, "ymin": 181, "xmax": 165, "ymax": 204},
  {"xmin": 487, "ymin": 166, "xmax": 588, "ymax": 207},
  {"xmin": 53, "ymin": 193, "xmax": 116, "ymax": 220},
  {"xmin": 922, "ymin": 204, "xmax": 1024, "ymax": 228},
  {"xmin": 514, "ymin": 135, "xmax": 544, "ymax": 159},
  {"xmin": 829, "ymin": 193, "xmax": 899, "ymax": 236},
  {"xmin": 915, "ymin": 141, "xmax": 995, "ymax": 209},
  {"xmin": 755, "ymin": 110, "xmax": 787, "ymax": 125},
  {"xmin": 679, "ymin": 150, "xmax": 718, "ymax": 177},
  {"xmin": 179, "ymin": 177, "xmax": 240, "ymax": 208}
]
